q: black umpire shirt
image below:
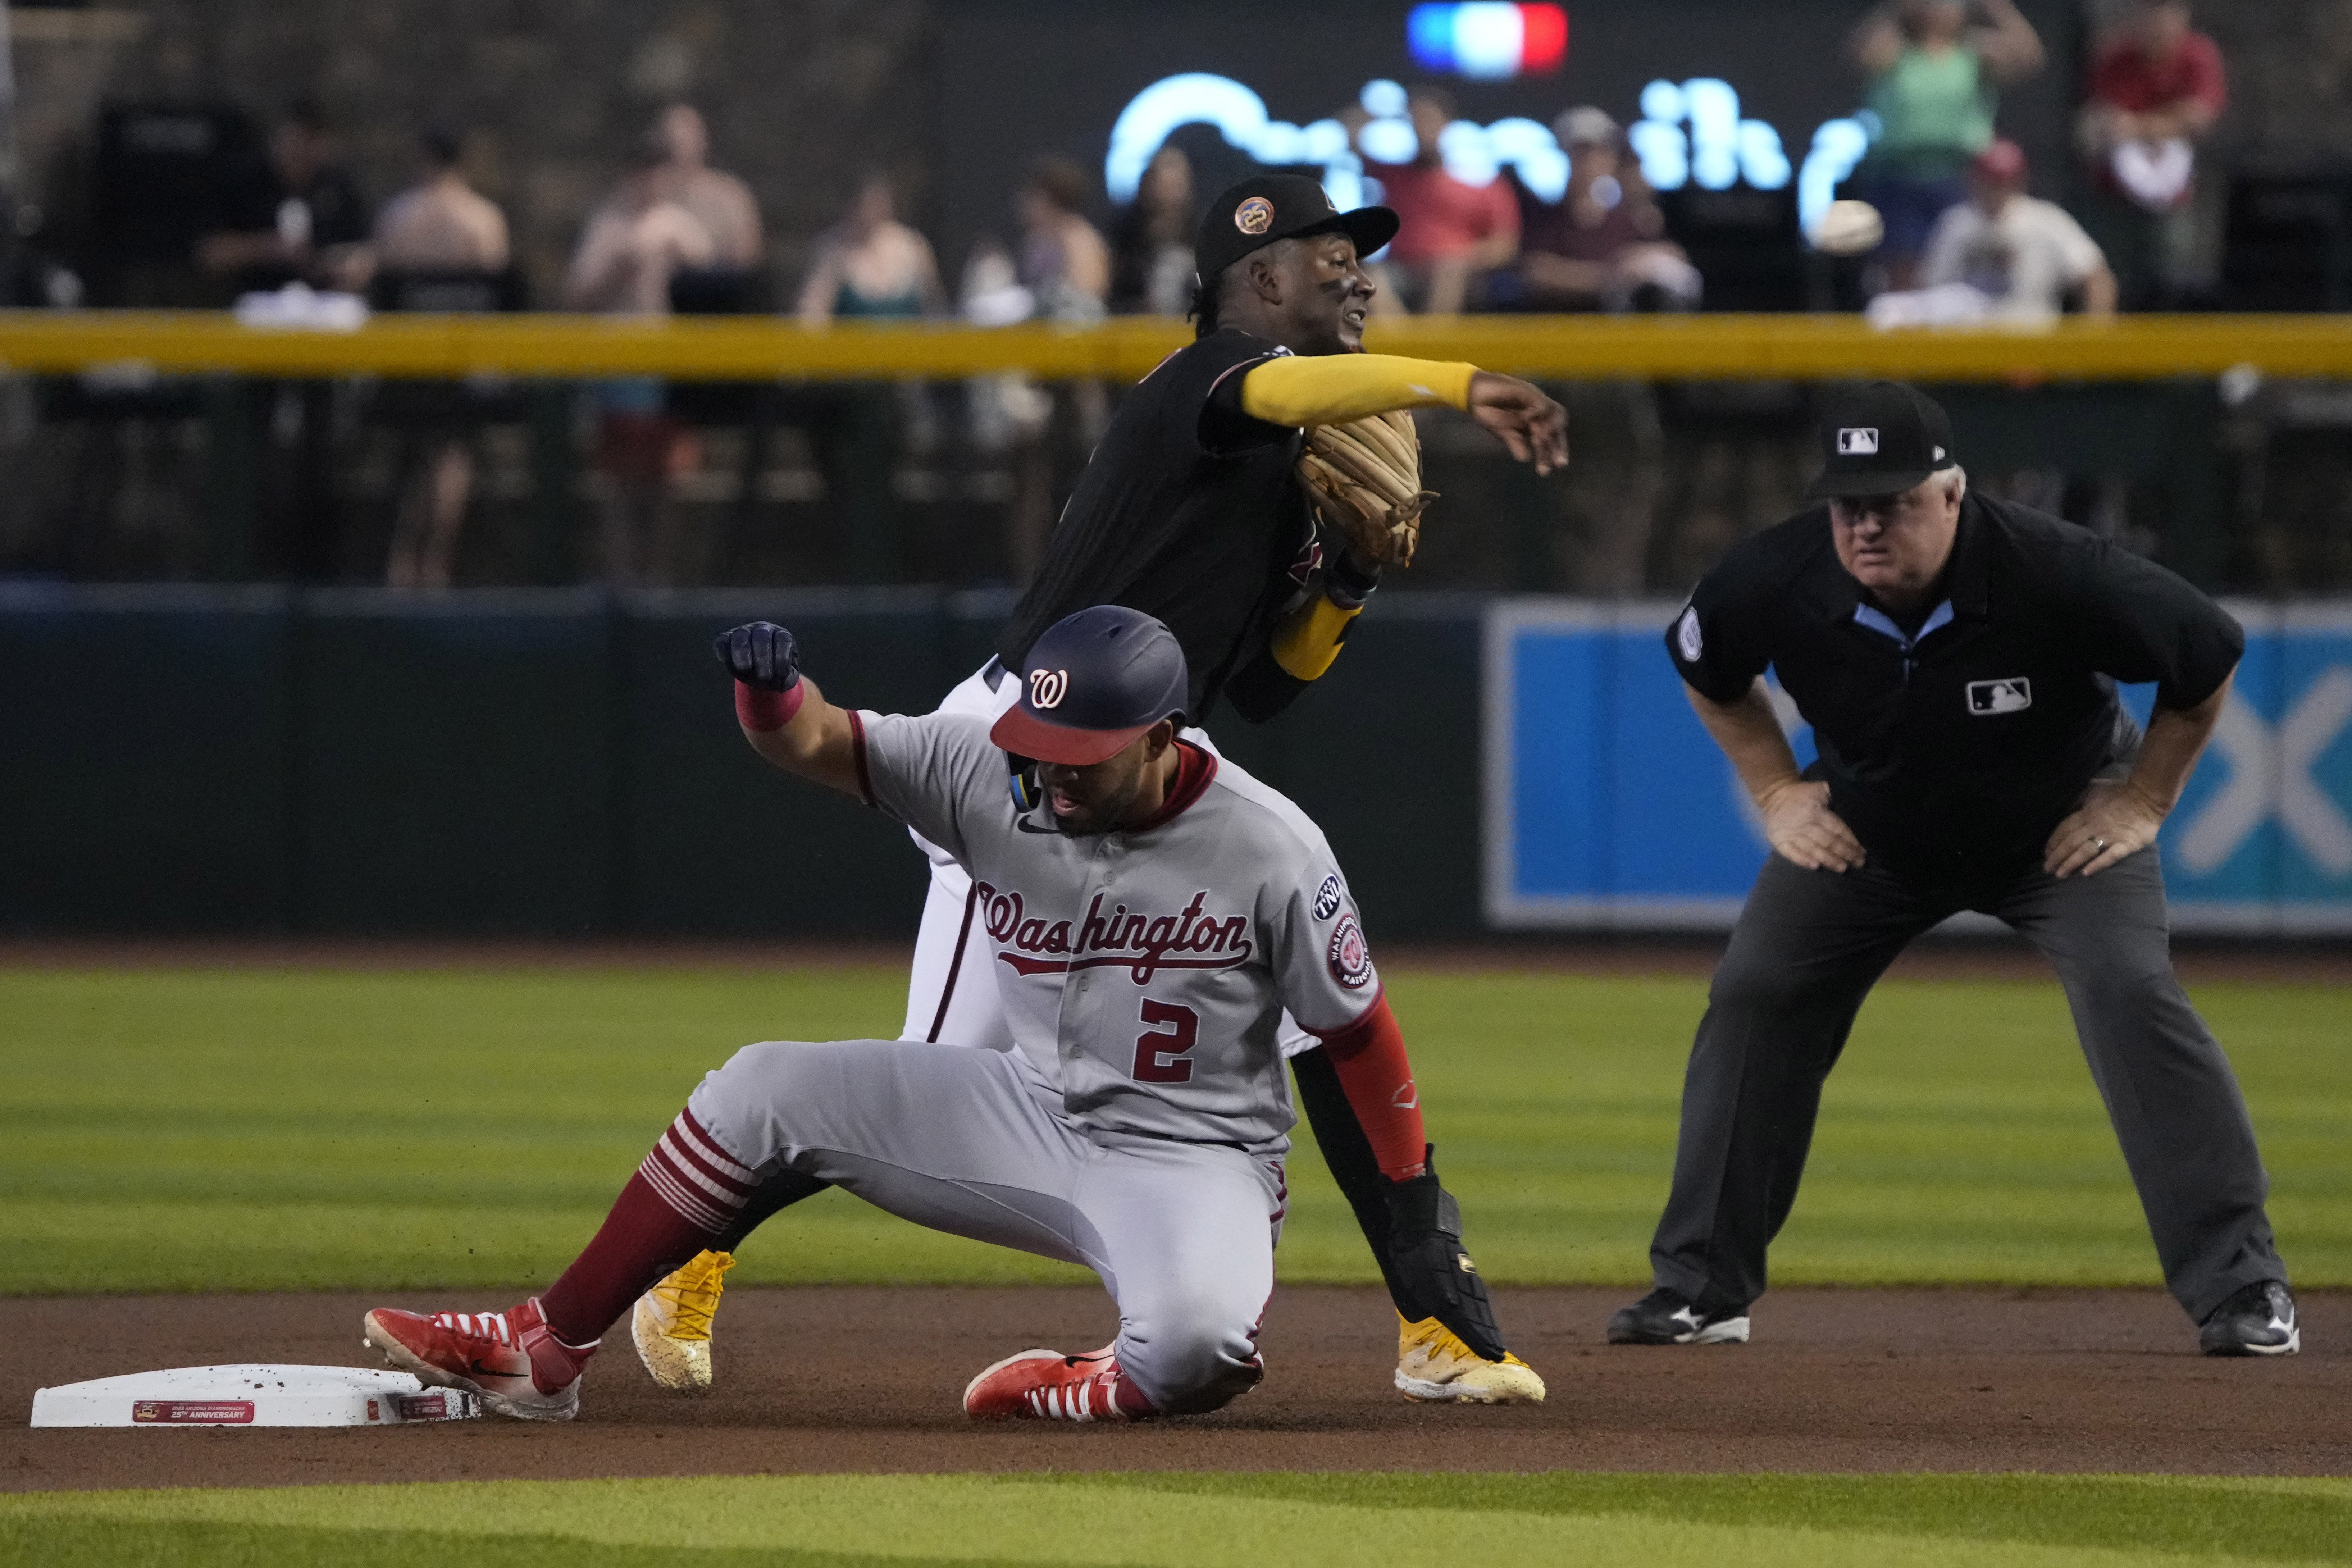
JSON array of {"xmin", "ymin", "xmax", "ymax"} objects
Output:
[
  {"xmin": 1667, "ymin": 494, "xmax": 2244, "ymax": 880},
  {"xmin": 997, "ymin": 328, "xmax": 1315, "ymax": 722}
]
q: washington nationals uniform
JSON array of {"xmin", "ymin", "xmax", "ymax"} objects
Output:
[
  {"xmin": 362, "ymin": 605, "xmax": 1531, "ymax": 1422},
  {"xmin": 679, "ymin": 707, "xmax": 1376, "ymax": 1409},
  {"xmin": 369, "ymin": 711, "xmax": 1391, "ymax": 1417}
]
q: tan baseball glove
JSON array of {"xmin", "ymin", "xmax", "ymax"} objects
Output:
[{"xmin": 1297, "ymin": 410, "xmax": 1438, "ymax": 569}]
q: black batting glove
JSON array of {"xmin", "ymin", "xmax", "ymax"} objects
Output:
[
  {"xmin": 1381, "ymin": 1147, "xmax": 1509, "ymax": 1363},
  {"xmin": 714, "ymin": 621, "xmax": 802, "ymax": 692}
]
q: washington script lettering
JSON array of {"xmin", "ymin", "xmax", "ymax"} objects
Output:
[{"xmin": 979, "ymin": 884, "xmax": 1255, "ymax": 982}]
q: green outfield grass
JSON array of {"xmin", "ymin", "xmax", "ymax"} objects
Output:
[
  {"xmin": 2, "ymin": 1472, "xmax": 2347, "ymax": 1567},
  {"xmin": 0, "ymin": 964, "xmax": 2344, "ymax": 1294}
]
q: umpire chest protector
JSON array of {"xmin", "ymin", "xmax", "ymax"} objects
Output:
[{"xmin": 1669, "ymin": 494, "xmax": 2243, "ymax": 878}]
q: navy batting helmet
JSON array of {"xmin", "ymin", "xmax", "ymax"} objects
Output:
[{"xmin": 990, "ymin": 606, "xmax": 1189, "ymax": 766}]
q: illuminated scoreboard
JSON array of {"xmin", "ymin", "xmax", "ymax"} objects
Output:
[{"xmin": 929, "ymin": 1, "xmax": 2075, "ymax": 273}]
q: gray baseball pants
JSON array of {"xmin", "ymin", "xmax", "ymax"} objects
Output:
[
  {"xmin": 686, "ymin": 1037, "xmax": 1284, "ymax": 1413},
  {"xmin": 1649, "ymin": 846, "xmax": 2287, "ymax": 1323}
]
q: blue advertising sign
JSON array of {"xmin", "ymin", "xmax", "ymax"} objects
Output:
[{"xmin": 1484, "ymin": 600, "xmax": 2352, "ymax": 933}]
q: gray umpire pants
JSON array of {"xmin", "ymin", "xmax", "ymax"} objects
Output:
[
  {"xmin": 687, "ymin": 1038, "xmax": 1284, "ymax": 1413},
  {"xmin": 1649, "ymin": 846, "xmax": 2286, "ymax": 1324}
]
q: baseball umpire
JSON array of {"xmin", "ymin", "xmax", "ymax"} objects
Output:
[
  {"xmin": 636, "ymin": 172, "xmax": 1568, "ymax": 1405},
  {"xmin": 1610, "ymin": 381, "xmax": 2297, "ymax": 1357},
  {"xmin": 365, "ymin": 606, "xmax": 1522, "ymax": 1423}
]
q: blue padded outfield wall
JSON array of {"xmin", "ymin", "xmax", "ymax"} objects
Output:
[{"xmin": 1485, "ymin": 601, "xmax": 2352, "ymax": 935}]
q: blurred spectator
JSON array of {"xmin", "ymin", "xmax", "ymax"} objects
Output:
[
  {"xmin": 796, "ymin": 174, "xmax": 944, "ymax": 323},
  {"xmin": 1919, "ymin": 139, "xmax": 2116, "ymax": 320},
  {"xmin": 644, "ymin": 104, "xmax": 765, "ymax": 311},
  {"xmin": 373, "ymin": 128, "xmax": 508, "ymax": 277},
  {"xmin": 564, "ymin": 144, "xmax": 714, "ymax": 314},
  {"xmin": 1849, "ymin": 0, "xmax": 2045, "ymax": 288},
  {"xmin": 1512, "ymin": 107, "xmax": 1699, "ymax": 311},
  {"xmin": 565, "ymin": 145, "xmax": 716, "ymax": 584},
  {"xmin": 197, "ymin": 99, "xmax": 370, "ymax": 296},
  {"xmin": 793, "ymin": 174, "xmax": 945, "ymax": 579},
  {"xmin": 1006, "ymin": 162, "xmax": 1109, "ymax": 576},
  {"xmin": 1364, "ymin": 87, "xmax": 1518, "ymax": 313},
  {"xmin": 373, "ymin": 128, "xmax": 512, "ymax": 592},
  {"xmin": 1108, "ymin": 145, "xmax": 1197, "ymax": 315},
  {"xmin": 1017, "ymin": 159, "xmax": 1110, "ymax": 320},
  {"xmin": 960, "ymin": 234, "xmax": 1035, "ymax": 329},
  {"xmin": 2078, "ymin": 0, "xmax": 2226, "ymax": 309}
]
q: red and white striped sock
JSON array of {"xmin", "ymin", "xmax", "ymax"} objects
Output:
[{"xmin": 538, "ymin": 1108, "xmax": 753, "ymax": 1345}]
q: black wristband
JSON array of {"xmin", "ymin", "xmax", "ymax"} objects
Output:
[{"xmin": 1325, "ymin": 551, "xmax": 1381, "ymax": 611}]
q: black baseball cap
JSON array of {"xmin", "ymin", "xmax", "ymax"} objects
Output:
[
  {"xmin": 991, "ymin": 606, "xmax": 1190, "ymax": 767},
  {"xmin": 1805, "ymin": 382, "xmax": 1960, "ymax": 499},
  {"xmin": 1194, "ymin": 174, "xmax": 1400, "ymax": 286}
]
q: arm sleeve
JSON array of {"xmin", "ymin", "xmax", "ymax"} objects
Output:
[
  {"xmin": 1664, "ymin": 553, "xmax": 1773, "ymax": 704},
  {"xmin": 2069, "ymin": 542, "xmax": 2244, "ymax": 709},
  {"xmin": 851, "ymin": 710, "xmax": 1003, "ymax": 863},
  {"xmin": 1309, "ymin": 993, "xmax": 1426, "ymax": 1181},
  {"xmin": 1223, "ymin": 588, "xmax": 1367, "ymax": 723},
  {"xmin": 1235, "ymin": 354, "xmax": 1476, "ymax": 428}
]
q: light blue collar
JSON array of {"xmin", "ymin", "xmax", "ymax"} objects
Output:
[{"xmin": 1853, "ymin": 598, "xmax": 1953, "ymax": 649}]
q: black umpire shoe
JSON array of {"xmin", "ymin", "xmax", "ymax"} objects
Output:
[
  {"xmin": 2198, "ymin": 1281, "xmax": 2300, "ymax": 1357},
  {"xmin": 1606, "ymin": 1286, "xmax": 1751, "ymax": 1345}
]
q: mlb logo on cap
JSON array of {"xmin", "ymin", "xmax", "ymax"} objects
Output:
[{"xmin": 1805, "ymin": 383, "xmax": 1959, "ymax": 500}]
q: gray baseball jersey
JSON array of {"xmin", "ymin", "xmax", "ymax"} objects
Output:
[{"xmin": 854, "ymin": 708, "xmax": 1380, "ymax": 1153}]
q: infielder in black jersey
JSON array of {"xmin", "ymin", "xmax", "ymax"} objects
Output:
[
  {"xmin": 998, "ymin": 172, "xmax": 1568, "ymax": 728},
  {"xmin": 634, "ymin": 174, "xmax": 1569, "ymax": 1405}
]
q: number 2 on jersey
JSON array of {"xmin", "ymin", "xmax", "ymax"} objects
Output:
[{"xmin": 1132, "ymin": 998, "xmax": 1198, "ymax": 1083}]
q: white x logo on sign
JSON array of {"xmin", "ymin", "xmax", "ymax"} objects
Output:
[{"xmin": 2177, "ymin": 667, "xmax": 2352, "ymax": 876}]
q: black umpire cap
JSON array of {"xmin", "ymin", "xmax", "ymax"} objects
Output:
[
  {"xmin": 1805, "ymin": 382, "xmax": 1960, "ymax": 499},
  {"xmin": 991, "ymin": 606, "xmax": 1190, "ymax": 766},
  {"xmin": 1195, "ymin": 173, "xmax": 1400, "ymax": 285}
]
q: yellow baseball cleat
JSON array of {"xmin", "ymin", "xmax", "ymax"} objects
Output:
[
  {"xmin": 632, "ymin": 1249, "xmax": 734, "ymax": 1393},
  {"xmin": 1393, "ymin": 1314, "xmax": 1546, "ymax": 1404}
]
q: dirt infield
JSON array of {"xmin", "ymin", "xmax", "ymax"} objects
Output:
[{"xmin": 7, "ymin": 1285, "xmax": 2343, "ymax": 1490}]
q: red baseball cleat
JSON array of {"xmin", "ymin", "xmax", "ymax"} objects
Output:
[
  {"xmin": 961, "ymin": 1344, "xmax": 1141, "ymax": 1422},
  {"xmin": 361, "ymin": 1296, "xmax": 593, "ymax": 1421}
]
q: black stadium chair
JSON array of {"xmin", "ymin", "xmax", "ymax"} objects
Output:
[
  {"xmin": 2221, "ymin": 173, "xmax": 2352, "ymax": 313},
  {"xmin": 88, "ymin": 102, "xmax": 258, "ymax": 305},
  {"xmin": 1657, "ymin": 185, "xmax": 1806, "ymax": 313}
]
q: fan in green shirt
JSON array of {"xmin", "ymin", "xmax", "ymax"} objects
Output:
[{"xmin": 1848, "ymin": 0, "xmax": 2046, "ymax": 283}]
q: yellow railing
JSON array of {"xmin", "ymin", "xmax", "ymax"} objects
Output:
[{"xmin": 0, "ymin": 309, "xmax": 2345, "ymax": 381}]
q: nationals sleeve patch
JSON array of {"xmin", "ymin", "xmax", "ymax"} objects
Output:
[
  {"xmin": 1326, "ymin": 913, "xmax": 1373, "ymax": 989},
  {"xmin": 1312, "ymin": 872, "xmax": 1344, "ymax": 921}
]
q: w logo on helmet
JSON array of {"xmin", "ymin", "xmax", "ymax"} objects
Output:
[{"xmin": 1029, "ymin": 669, "xmax": 1070, "ymax": 710}]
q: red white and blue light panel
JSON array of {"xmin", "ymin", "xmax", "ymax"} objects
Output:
[{"xmin": 1407, "ymin": 4, "xmax": 1569, "ymax": 79}]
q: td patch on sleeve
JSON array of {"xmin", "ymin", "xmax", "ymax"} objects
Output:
[{"xmin": 1312, "ymin": 873, "xmax": 1344, "ymax": 920}]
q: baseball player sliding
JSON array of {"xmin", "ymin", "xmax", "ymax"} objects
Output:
[
  {"xmin": 364, "ymin": 606, "xmax": 1536, "ymax": 1421},
  {"xmin": 635, "ymin": 172, "xmax": 1567, "ymax": 1404}
]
